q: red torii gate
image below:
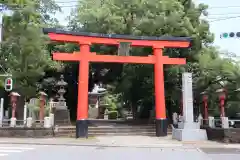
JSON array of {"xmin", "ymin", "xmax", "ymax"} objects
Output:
[{"xmin": 43, "ymin": 28, "xmax": 191, "ymax": 138}]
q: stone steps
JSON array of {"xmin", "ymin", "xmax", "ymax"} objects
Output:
[{"xmin": 55, "ymin": 125, "xmax": 172, "ymax": 137}]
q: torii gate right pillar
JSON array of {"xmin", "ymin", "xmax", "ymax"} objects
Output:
[{"xmin": 153, "ymin": 46, "xmax": 187, "ymax": 136}]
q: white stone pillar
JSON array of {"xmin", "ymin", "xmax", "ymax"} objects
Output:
[
  {"xmin": 26, "ymin": 117, "xmax": 32, "ymax": 128},
  {"xmin": 0, "ymin": 98, "xmax": 4, "ymax": 127},
  {"xmin": 49, "ymin": 113, "xmax": 54, "ymax": 126},
  {"xmin": 178, "ymin": 115, "xmax": 183, "ymax": 122},
  {"xmin": 5, "ymin": 110, "xmax": 8, "ymax": 119},
  {"xmin": 10, "ymin": 117, "xmax": 16, "ymax": 127},
  {"xmin": 208, "ymin": 116, "xmax": 215, "ymax": 128},
  {"xmin": 49, "ymin": 100, "xmax": 53, "ymax": 115},
  {"xmin": 44, "ymin": 117, "xmax": 51, "ymax": 128},
  {"xmin": 198, "ymin": 114, "xmax": 203, "ymax": 125},
  {"xmin": 221, "ymin": 117, "xmax": 229, "ymax": 129},
  {"xmin": 178, "ymin": 115, "xmax": 184, "ymax": 128},
  {"xmin": 182, "ymin": 73, "xmax": 194, "ymax": 124},
  {"xmin": 23, "ymin": 104, "xmax": 27, "ymax": 125},
  {"xmin": 172, "ymin": 112, "xmax": 178, "ymax": 125}
]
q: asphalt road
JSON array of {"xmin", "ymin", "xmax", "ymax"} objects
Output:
[{"xmin": 0, "ymin": 144, "xmax": 240, "ymax": 160}]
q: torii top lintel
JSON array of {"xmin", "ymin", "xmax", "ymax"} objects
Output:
[
  {"xmin": 43, "ymin": 28, "xmax": 191, "ymax": 64},
  {"xmin": 43, "ymin": 28, "xmax": 191, "ymax": 48}
]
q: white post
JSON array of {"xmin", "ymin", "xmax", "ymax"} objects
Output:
[
  {"xmin": 23, "ymin": 103, "xmax": 27, "ymax": 125},
  {"xmin": 5, "ymin": 110, "xmax": 8, "ymax": 119},
  {"xmin": 221, "ymin": 117, "xmax": 229, "ymax": 129},
  {"xmin": 198, "ymin": 114, "xmax": 203, "ymax": 126},
  {"xmin": 10, "ymin": 117, "xmax": 16, "ymax": 127},
  {"xmin": 49, "ymin": 113, "xmax": 54, "ymax": 127},
  {"xmin": 49, "ymin": 99, "xmax": 54, "ymax": 115},
  {"xmin": 44, "ymin": 117, "xmax": 51, "ymax": 128},
  {"xmin": 208, "ymin": 116, "xmax": 215, "ymax": 128},
  {"xmin": 49, "ymin": 100, "xmax": 52, "ymax": 115},
  {"xmin": 172, "ymin": 112, "xmax": 178, "ymax": 125},
  {"xmin": 26, "ymin": 117, "xmax": 32, "ymax": 128},
  {"xmin": 0, "ymin": 98, "xmax": 4, "ymax": 127}
]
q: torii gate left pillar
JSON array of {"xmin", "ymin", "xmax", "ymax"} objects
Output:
[{"xmin": 43, "ymin": 28, "xmax": 191, "ymax": 138}]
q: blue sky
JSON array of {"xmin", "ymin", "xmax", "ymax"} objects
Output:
[{"xmin": 55, "ymin": 0, "xmax": 240, "ymax": 56}]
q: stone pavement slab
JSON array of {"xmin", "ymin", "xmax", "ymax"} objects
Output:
[
  {"xmin": 1, "ymin": 145, "xmax": 213, "ymax": 160},
  {"xmin": 0, "ymin": 136, "xmax": 239, "ymax": 149},
  {"xmin": 0, "ymin": 138, "xmax": 239, "ymax": 160},
  {"xmin": 200, "ymin": 147, "xmax": 240, "ymax": 154},
  {"xmin": 208, "ymin": 154, "xmax": 240, "ymax": 160}
]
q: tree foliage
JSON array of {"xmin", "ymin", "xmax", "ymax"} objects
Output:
[{"xmin": 0, "ymin": 0, "xmax": 61, "ymax": 97}]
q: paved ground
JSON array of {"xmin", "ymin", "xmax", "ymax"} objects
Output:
[
  {"xmin": 0, "ymin": 136, "xmax": 239, "ymax": 160},
  {"xmin": 1, "ymin": 135, "xmax": 239, "ymax": 148},
  {"xmin": 0, "ymin": 144, "xmax": 239, "ymax": 160},
  {"xmin": 0, "ymin": 144, "xmax": 38, "ymax": 158}
]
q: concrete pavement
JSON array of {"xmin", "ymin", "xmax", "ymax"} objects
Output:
[
  {"xmin": 0, "ymin": 143, "xmax": 239, "ymax": 160},
  {"xmin": 0, "ymin": 135, "xmax": 239, "ymax": 149},
  {"xmin": 0, "ymin": 136, "xmax": 239, "ymax": 160},
  {"xmin": 0, "ymin": 144, "xmax": 39, "ymax": 158}
]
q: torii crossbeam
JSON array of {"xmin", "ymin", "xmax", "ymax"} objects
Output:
[{"xmin": 43, "ymin": 28, "xmax": 191, "ymax": 138}]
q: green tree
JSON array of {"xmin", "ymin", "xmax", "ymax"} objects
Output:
[{"xmin": 0, "ymin": 0, "xmax": 61, "ymax": 97}]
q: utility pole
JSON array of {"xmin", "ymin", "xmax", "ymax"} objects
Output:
[{"xmin": 0, "ymin": 4, "xmax": 12, "ymax": 77}]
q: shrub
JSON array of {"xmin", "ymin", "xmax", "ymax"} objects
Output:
[{"xmin": 108, "ymin": 111, "xmax": 118, "ymax": 119}]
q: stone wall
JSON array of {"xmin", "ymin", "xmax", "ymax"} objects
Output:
[
  {"xmin": 202, "ymin": 127, "xmax": 240, "ymax": 143},
  {"xmin": 0, "ymin": 127, "xmax": 54, "ymax": 138}
]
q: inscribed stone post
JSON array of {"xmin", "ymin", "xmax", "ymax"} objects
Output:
[
  {"xmin": 182, "ymin": 72, "xmax": 194, "ymax": 124},
  {"xmin": 172, "ymin": 72, "xmax": 207, "ymax": 141}
]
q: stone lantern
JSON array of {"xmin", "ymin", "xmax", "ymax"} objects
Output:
[
  {"xmin": 56, "ymin": 75, "xmax": 68, "ymax": 109},
  {"xmin": 54, "ymin": 75, "xmax": 70, "ymax": 125},
  {"xmin": 88, "ymin": 84, "xmax": 107, "ymax": 119}
]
